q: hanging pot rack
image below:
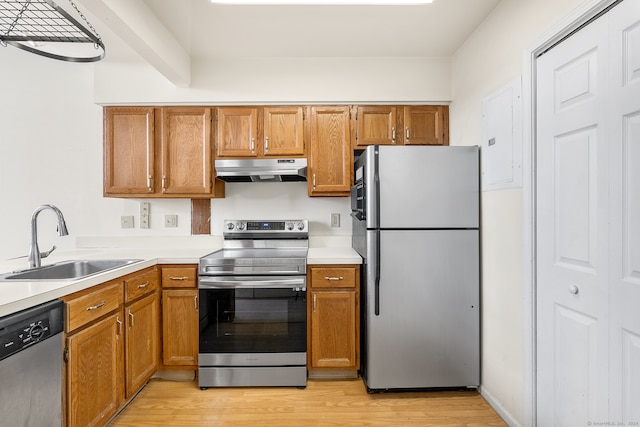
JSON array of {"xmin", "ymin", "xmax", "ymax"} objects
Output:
[{"xmin": 0, "ymin": 0, "xmax": 105, "ymax": 62}]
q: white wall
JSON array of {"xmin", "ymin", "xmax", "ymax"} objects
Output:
[
  {"xmin": 93, "ymin": 57, "xmax": 452, "ymax": 105},
  {"xmin": 0, "ymin": 49, "xmax": 451, "ymax": 261},
  {"xmin": 450, "ymin": 0, "xmax": 586, "ymax": 425}
]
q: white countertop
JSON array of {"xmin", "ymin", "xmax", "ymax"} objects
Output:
[{"xmin": 0, "ymin": 241, "xmax": 361, "ymax": 318}]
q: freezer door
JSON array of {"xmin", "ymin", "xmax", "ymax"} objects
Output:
[
  {"xmin": 361, "ymin": 229, "xmax": 480, "ymax": 390},
  {"xmin": 363, "ymin": 145, "xmax": 479, "ymax": 229}
]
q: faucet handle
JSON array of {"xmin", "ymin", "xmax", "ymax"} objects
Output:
[{"xmin": 40, "ymin": 245, "xmax": 57, "ymax": 259}]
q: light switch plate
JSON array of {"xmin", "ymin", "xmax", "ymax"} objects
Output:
[
  {"xmin": 330, "ymin": 213, "xmax": 340, "ymax": 228},
  {"xmin": 140, "ymin": 202, "xmax": 150, "ymax": 229},
  {"xmin": 121, "ymin": 216, "xmax": 134, "ymax": 229},
  {"xmin": 165, "ymin": 214, "xmax": 178, "ymax": 228}
]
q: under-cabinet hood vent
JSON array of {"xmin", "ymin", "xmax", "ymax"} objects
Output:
[{"xmin": 215, "ymin": 158, "xmax": 307, "ymax": 183}]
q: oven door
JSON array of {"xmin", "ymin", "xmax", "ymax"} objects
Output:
[{"xmin": 198, "ymin": 276, "xmax": 307, "ymax": 366}]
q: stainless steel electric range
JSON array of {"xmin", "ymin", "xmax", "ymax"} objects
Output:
[{"xmin": 198, "ymin": 219, "xmax": 308, "ymax": 389}]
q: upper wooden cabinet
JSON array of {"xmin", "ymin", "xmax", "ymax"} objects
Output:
[
  {"xmin": 159, "ymin": 107, "xmax": 213, "ymax": 195},
  {"xmin": 215, "ymin": 107, "xmax": 259, "ymax": 157},
  {"xmin": 353, "ymin": 105, "xmax": 449, "ymax": 147},
  {"xmin": 308, "ymin": 106, "xmax": 352, "ymax": 196},
  {"xmin": 104, "ymin": 107, "xmax": 155, "ymax": 196},
  {"xmin": 103, "ymin": 106, "xmax": 224, "ymax": 198},
  {"xmin": 215, "ymin": 106, "xmax": 307, "ymax": 158},
  {"xmin": 403, "ymin": 105, "xmax": 449, "ymax": 146},
  {"xmin": 354, "ymin": 105, "xmax": 399, "ymax": 146}
]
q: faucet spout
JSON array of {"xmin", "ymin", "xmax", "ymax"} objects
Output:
[{"xmin": 28, "ymin": 204, "xmax": 69, "ymax": 269}]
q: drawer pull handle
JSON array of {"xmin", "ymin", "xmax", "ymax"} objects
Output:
[
  {"xmin": 194, "ymin": 295, "xmax": 198, "ymax": 310},
  {"xmin": 169, "ymin": 276, "xmax": 189, "ymax": 281},
  {"xmin": 129, "ymin": 309, "xmax": 134, "ymax": 327},
  {"xmin": 116, "ymin": 316, "xmax": 123, "ymax": 335},
  {"xmin": 86, "ymin": 301, "xmax": 106, "ymax": 311},
  {"xmin": 324, "ymin": 276, "xmax": 344, "ymax": 281},
  {"xmin": 137, "ymin": 281, "xmax": 150, "ymax": 289}
]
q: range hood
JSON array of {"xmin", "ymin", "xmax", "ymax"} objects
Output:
[{"xmin": 215, "ymin": 158, "xmax": 308, "ymax": 182}]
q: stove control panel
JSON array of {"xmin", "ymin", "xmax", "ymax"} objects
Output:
[{"xmin": 224, "ymin": 220, "xmax": 308, "ymax": 234}]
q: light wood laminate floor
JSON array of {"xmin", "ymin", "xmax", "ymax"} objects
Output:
[{"xmin": 109, "ymin": 378, "xmax": 506, "ymax": 426}]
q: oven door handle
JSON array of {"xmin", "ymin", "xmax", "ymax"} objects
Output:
[{"xmin": 198, "ymin": 276, "xmax": 306, "ymax": 289}]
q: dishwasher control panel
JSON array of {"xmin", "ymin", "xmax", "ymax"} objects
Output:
[{"xmin": 0, "ymin": 299, "xmax": 64, "ymax": 361}]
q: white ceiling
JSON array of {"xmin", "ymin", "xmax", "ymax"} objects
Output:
[{"xmin": 77, "ymin": 0, "xmax": 501, "ymax": 85}]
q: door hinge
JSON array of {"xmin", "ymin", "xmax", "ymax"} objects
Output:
[{"xmin": 63, "ymin": 347, "xmax": 69, "ymax": 363}]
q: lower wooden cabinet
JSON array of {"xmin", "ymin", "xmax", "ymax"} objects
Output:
[
  {"xmin": 62, "ymin": 266, "xmax": 159, "ymax": 427},
  {"xmin": 66, "ymin": 311, "xmax": 123, "ymax": 427},
  {"xmin": 162, "ymin": 289, "xmax": 198, "ymax": 367},
  {"xmin": 125, "ymin": 292, "xmax": 160, "ymax": 398},
  {"xmin": 160, "ymin": 265, "xmax": 199, "ymax": 369},
  {"xmin": 307, "ymin": 265, "xmax": 360, "ymax": 377}
]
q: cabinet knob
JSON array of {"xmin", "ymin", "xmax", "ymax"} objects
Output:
[{"xmin": 568, "ymin": 284, "xmax": 579, "ymax": 295}]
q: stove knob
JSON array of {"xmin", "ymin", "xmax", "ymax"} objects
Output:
[
  {"xmin": 286, "ymin": 222, "xmax": 294, "ymax": 231},
  {"xmin": 226, "ymin": 222, "xmax": 235, "ymax": 230},
  {"xmin": 236, "ymin": 222, "xmax": 245, "ymax": 231},
  {"xmin": 297, "ymin": 222, "xmax": 305, "ymax": 231}
]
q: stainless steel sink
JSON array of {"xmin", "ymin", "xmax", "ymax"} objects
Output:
[{"xmin": 0, "ymin": 259, "xmax": 143, "ymax": 281}]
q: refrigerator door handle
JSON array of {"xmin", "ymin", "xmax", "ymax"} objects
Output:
[
  {"xmin": 374, "ymin": 146, "xmax": 381, "ymax": 316},
  {"xmin": 375, "ymin": 228, "xmax": 381, "ymax": 316}
]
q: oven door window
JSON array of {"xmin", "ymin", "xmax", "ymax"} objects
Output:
[{"xmin": 199, "ymin": 288, "xmax": 306, "ymax": 354}]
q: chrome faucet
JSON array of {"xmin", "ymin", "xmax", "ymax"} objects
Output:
[{"xmin": 28, "ymin": 204, "xmax": 69, "ymax": 269}]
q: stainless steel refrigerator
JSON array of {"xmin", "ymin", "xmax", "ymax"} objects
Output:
[{"xmin": 351, "ymin": 145, "xmax": 480, "ymax": 391}]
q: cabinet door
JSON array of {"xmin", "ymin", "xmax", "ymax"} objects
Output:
[
  {"xmin": 216, "ymin": 107, "xmax": 259, "ymax": 158},
  {"xmin": 355, "ymin": 106, "xmax": 398, "ymax": 147},
  {"xmin": 162, "ymin": 289, "xmax": 198, "ymax": 367},
  {"xmin": 403, "ymin": 105, "xmax": 449, "ymax": 146},
  {"xmin": 309, "ymin": 106, "xmax": 351, "ymax": 196},
  {"xmin": 66, "ymin": 312, "xmax": 124, "ymax": 427},
  {"xmin": 310, "ymin": 291, "xmax": 358, "ymax": 369},
  {"xmin": 125, "ymin": 292, "xmax": 159, "ymax": 398},
  {"xmin": 104, "ymin": 107, "xmax": 155, "ymax": 196},
  {"xmin": 160, "ymin": 107, "xmax": 213, "ymax": 195},
  {"xmin": 263, "ymin": 107, "xmax": 306, "ymax": 157}
]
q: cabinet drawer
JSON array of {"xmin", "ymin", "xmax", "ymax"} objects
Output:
[
  {"xmin": 310, "ymin": 267, "xmax": 357, "ymax": 289},
  {"xmin": 125, "ymin": 267, "xmax": 159, "ymax": 302},
  {"xmin": 64, "ymin": 281, "xmax": 123, "ymax": 333},
  {"xmin": 162, "ymin": 266, "xmax": 197, "ymax": 288}
]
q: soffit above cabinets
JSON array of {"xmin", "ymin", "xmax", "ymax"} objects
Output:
[{"xmin": 76, "ymin": 0, "xmax": 501, "ymax": 86}]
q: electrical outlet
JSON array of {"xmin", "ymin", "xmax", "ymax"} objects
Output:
[
  {"xmin": 165, "ymin": 214, "xmax": 178, "ymax": 228},
  {"xmin": 121, "ymin": 216, "xmax": 134, "ymax": 229},
  {"xmin": 140, "ymin": 202, "xmax": 150, "ymax": 229},
  {"xmin": 330, "ymin": 213, "xmax": 340, "ymax": 228}
]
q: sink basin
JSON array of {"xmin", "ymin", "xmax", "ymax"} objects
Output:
[{"xmin": 0, "ymin": 259, "xmax": 143, "ymax": 281}]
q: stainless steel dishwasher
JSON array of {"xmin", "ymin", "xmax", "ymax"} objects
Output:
[{"xmin": 0, "ymin": 299, "xmax": 64, "ymax": 427}]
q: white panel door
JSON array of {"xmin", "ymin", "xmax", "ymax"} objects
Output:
[
  {"xmin": 537, "ymin": 0, "xmax": 640, "ymax": 425},
  {"xmin": 536, "ymin": 10, "xmax": 610, "ymax": 426},
  {"xmin": 607, "ymin": 0, "xmax": 640, "ymax": 423}
]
